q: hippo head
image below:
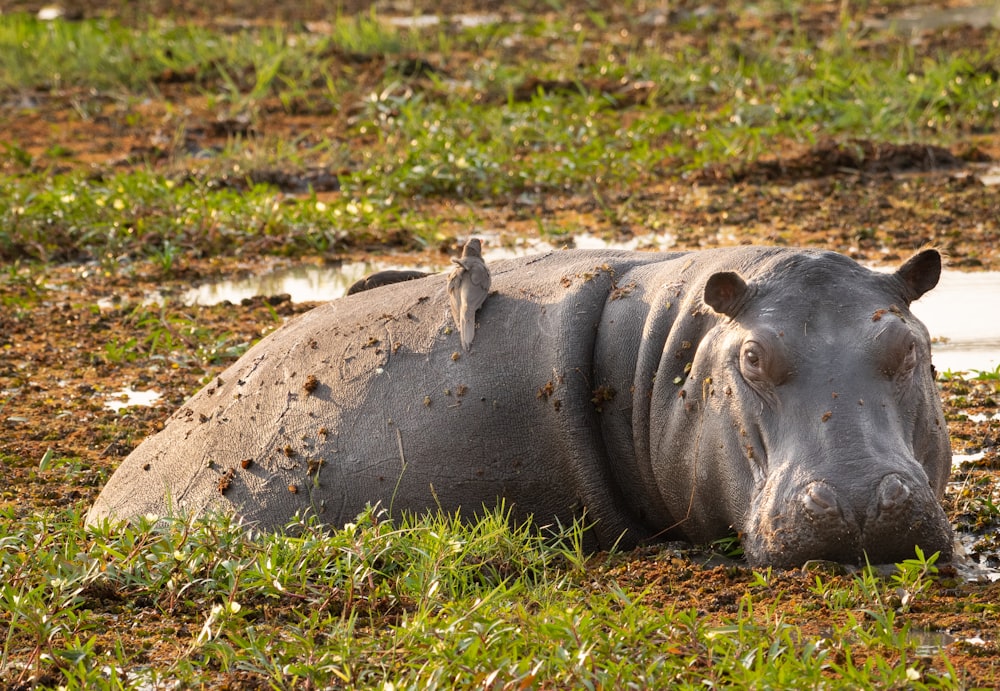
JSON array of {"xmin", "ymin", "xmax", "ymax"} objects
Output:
[{"xmin": 654, "ymin": 249, "xmax": 953, "ymax": 568}]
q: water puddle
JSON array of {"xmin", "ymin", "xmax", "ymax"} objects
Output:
[
  {"xmin": 385, "ymin": 13, "xmax": 502, "ymax": 30},
  {"xmin": 36, "ymin": 5, "xmax": 66, "ymax": 20},
  {"xmin": 181, "ymin": 232, "xmax": 671, "ymax": 306},
  {"xmin": 953, "ymin": 451, "xmax": 987, "ymax": 467},
  {"xmin": 909, "ymin": 271, "xmax": 1000, "ymax": 375},
  {"xmin": 182, "ymin": 241, "xmax": 1000, "ymax": 374},
  {"xmin": 183, "ymin": 262, "xmax": 387, "ymax": 306},
  {"xmin": 104, "ymin": 387, "xmax": 162, "ymax": 412},
  {"xmin": 906, "ymin": 628, "xmax": 990, "ymax": 654},
  {"xmin": 955, "ymin": 531, "xmax": 1000, "ymax": 582},
  {"xmin": 967, "ymin": 412, "xmax": 1000, "ymax": 423},
  {"xmin": 977, "ymin": 166, "xmax": 1000, "ymax": 187},
  {"xmin": 97, "ymin": 293, "xmax": 164, "ymax": 310},
  {"xmin": 907, "ymin": 629, "xmax": 956, "ymax": 656},
  {"xmin": 866, "ymin": 3, "xmax": 1000, "ymax": 33},
  {"xmin": 951, "ymin": 443, "xmax": 1000, "ymax": 583}
]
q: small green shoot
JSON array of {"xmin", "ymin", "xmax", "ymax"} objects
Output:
[
  {"xmin": 710, "ymin": 531, "xmax": 745, "ymax": 558},
  {"xmin": 890, "ymin": 546, "xmax": 940, "ymax": 614}
]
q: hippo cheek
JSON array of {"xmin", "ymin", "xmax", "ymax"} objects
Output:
[{"xmin": 743, "ymin": 470, "xmax": 954, "ymax": 568}]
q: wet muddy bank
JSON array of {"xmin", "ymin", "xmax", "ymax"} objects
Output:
[{"xmin": 2, "ymin": 0, "xmax": 1000, "ymax": 683}]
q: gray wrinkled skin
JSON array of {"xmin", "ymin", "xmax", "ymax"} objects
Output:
[{"xmin": 88, "ymin": 247, "xmax": 954, "ymax": 567}]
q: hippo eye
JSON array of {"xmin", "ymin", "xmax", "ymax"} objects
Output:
[
  {"xmin": 900, "ymin": 342, "xmax": 918, "ymax": 375},
  {"xmin": 741, "ymin": 341, "xmax": 765, "ymax": 377},
  {"xmin": 740, "ymin": 335, "xmax": 790, "ymax": 390},
  {"xmin": 882, "ymin": 341, "xmax": 918, "ymax": 379}
]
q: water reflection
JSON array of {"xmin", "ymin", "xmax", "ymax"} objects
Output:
[
  {"xmin": 180, "ymin": 232, "xmax": 658, "ymax": 305},
  {"xmin": 104, "ymin": 387, "xmax": 162, "ymax": 412},
  {"xmin": 910, "ymin": 271, "xmax": 1000, "ymax": 375},
  {"xmin": 182, "ymin": 244, "xmax": 1000, "ymax": 374},
  {"xmin": 955, "ymin": 532, "xmax": 1000, "ymax": 583},
  {"xmin": 907, "ymin": 629, "xmax": 956, "ymax": 657},
  {"xmin": 182, "ymin": 262, "xmax": 422, "ymax": 306},
  {"xmin": 385, "ymin": 13, "xmax": 502, "ymax": 29},
  {"xmin": 978, "ymin": 166, "xmax": 1000, "ymax": 187}
]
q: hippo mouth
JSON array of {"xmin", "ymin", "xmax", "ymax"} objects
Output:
[{"xmin": 742, "ymin": 473, "xmax": 954, "ymax": 568}]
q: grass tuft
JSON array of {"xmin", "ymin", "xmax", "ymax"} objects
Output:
[{"xmin": 0, "ymin": 505, "xmax": 968, "ymax": 688}]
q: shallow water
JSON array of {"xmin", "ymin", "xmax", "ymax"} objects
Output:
[
  {"xmin": 104, "ymin": 386, "xmax": 162, "ymax": 412},
  {"xmin": 183, "ymin": 244, "xmax": 1000, "ymax": 374},
  {"xmin": 977, "ymin": 165, "xmax": 1000, "ymax": 186},
  {"xmin": 181, "ymin": 261, "xmax": 424, "ymax": 306},
  {"xmin": 907, "ymin": 629, "xmax": 956, "ymax": 656},
  {"xmin": 385, "ymin": 13, "xmax": 502, "ymax": 29},
  {"xmin": 910, "ymin": 270, "xmax": 1000, "ymax": 375}
]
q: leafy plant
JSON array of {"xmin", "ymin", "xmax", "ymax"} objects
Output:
[
  {"xmin": 970, "ymin": 364, "xmax": 1000, "ymax": 382},
  {"xmin": 710, "ymin": 531, "xmax": 745, "ymax": 558},
  {"xmin": 890, "ymin": 546, "xmax": 940, "ymax": 614}
]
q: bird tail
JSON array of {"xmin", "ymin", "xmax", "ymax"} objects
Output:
[{"xmin": 459, "ymin": 315, "xmax": 474, "ymax": 351}]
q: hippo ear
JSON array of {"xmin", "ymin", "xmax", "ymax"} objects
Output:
[
  {"xmin": 896, "ymin": 248, "xmax": 941, "ymax": 303},
  {"xmin": 704, "ymin": 271, "xmax": 749, "ymax": 318}
]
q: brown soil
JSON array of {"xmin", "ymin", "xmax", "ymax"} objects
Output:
[{"xmin": 3, "ymin": 0, "xmax": 1000, "ymax": 686}]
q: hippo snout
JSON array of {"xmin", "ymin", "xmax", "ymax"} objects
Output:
[
  {"xmin": 745, "ymin": 472, "xmax": 953, "ymax": 568},
  {"xmin": 860, "ymin": 472, "xmax": 953, "ymax": 566}
]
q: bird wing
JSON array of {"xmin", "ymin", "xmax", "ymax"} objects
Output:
[
  {"xmin": 446, "ymin": 265, "xmax": 464, "ymax": 326},
  {"xmin": 466, "ymin": 259, "xmax": 490, "ymax": 292}
]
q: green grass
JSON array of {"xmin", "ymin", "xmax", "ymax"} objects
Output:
[
  {"xmin": 970, "ymin": 364, "xmax": 1000, "ymax": 382},
  {"xmin": 1, "ymin": 7, "xmax": 999, "ymax": 263},
  {"xmin": 0, "ymin": 12, "xmax": 402, "ymax": 95},
  {"xmin": 97, "ymin": 302, "xmax": 254, "ymax": 366},
  {"xmin": 0, "ymin": 505, "xmax": 962, "ymax": 689},
  {"xmin": 938, "ymin": 364, "xmax": 1000, "ymax": 385},
  {"xmin": 0, "ymin": 171, "xmax": 390, "ymax": 264}
]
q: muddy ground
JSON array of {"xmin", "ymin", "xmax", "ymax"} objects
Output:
[{"xmin": 2, "ymin": 0, "xmax": 1000, "ymax": 686}]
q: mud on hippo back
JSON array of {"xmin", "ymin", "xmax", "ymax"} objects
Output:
[{"xmin": 87, "ymin": 246, "xmax": 954, "ymax": 568}]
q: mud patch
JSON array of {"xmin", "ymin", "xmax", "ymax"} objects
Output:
[
  {"xmin": 695, "ymin": 139, "xmax": 973, "ymax": 183},
  {"xmin": 199, "ymin": 167, "xmax": 343, "ymax": 194}
]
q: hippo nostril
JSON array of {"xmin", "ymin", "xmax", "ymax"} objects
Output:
[
  {"xmin": 802, "ymin": 482, "xmax": 841, "ymax": 518},
  {"xmin": 878, "ymin": 474, "xmax": 911, "ymax": 511}
]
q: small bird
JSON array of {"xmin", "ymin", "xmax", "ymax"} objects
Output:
[{"xmin": 447, "ymin": 238, "xmax": 491, "ymax": 351}]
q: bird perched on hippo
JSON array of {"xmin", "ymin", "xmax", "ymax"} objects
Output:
[
  {"xmin": 88, "ymin": 245, "xmax": 955, "ymax": 568},
  {"xmin": 447, "ymin": 237, "xmax": 492, "ymax": 351}
]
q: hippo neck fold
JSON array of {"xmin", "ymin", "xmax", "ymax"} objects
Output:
[{"xmin": 597, "ymin": 247, "xmax": 794, "ymax": 541}]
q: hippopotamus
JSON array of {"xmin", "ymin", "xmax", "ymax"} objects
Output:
[
  {"xmin": 347, "ymin": 269, "xmax": 431, "ymax": 295},
  {"xmin": 87, "ymin": 246, "xmax": 954, "ymax": 567}
]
